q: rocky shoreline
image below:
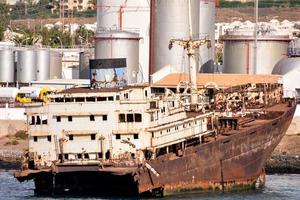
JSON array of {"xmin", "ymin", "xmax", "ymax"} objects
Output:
[
  {"xmin": 265, "ymin": 154, "xmax": 300, "ymax": 174},
  {"xmin": 0, "ymin": 149, "xmax": 22, "ymax": 170}
]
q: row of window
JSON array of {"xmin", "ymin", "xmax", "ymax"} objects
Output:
[
  {"xmin": 33, "ymin": 134, "xmax": 97, "ymax": 142},
  {"xmin": 53, "ymin": 96, "xmax": 118, "ymax": 103},
  {"xmin": 30, "ymin": 116, "xmax": 47, "ymax": 125},
  {"xmin": 56, "ymin": 115, "xmax": 108, "ymax": 122},
  {"xmin": 32, "ymin": 133, "xmax": 139, "ymax": 142},
  {"xmin": 154, "ymin": 119, "xmax": 206, "ymax": 136},
  {"xmin": 115, "ymin": 133, "xmax": 139, "ymax": 140},
  {"xmin": 119, "ymin": 113, "xmax": 142, "ymax": 123}
]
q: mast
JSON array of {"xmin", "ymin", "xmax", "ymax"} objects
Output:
[{"xmin": 168, "ymin": 0, "xmax": 211, "ymax": 111}]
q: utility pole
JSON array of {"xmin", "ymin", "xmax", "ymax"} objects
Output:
[{"xmin": 253, "ymin": 0, "xmax": 258, "ymax": 74}]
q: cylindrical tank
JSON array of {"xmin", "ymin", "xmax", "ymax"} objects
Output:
[
  {"xmin": 95, "ymin": 31, "xmax": 140, "ymax": 84},
  {"xmin": 152, "ymin": 0, "xmax": 215, "ymax": 74},
  {"xmin": 222, "ymin": 35, "xmax": 291, "ymax": 75},
  {"xmin": 97, "ymin": 0, "xmax": 150, "ymax": 82},
  {"xmin": 0, "ymin": 48, "xmax": 15, "ymax": 83},
  {"xmin": 0, "ymin": 87, "xmax": 19, "ymax": 99},
  {"xmin": 36, "ymin": 49, "xmax": 50, "ymax": 81},
  {"xmin": 199, "ymin": 0, "xmax": 215, "ymax": 73},
  {"xmin": 79, "ymin": 50, "xmax": 94, "ymax": 79},
  {"xmin": 153, "ymin": 0, "xmax": 200, "ymax": 73},
  {"xmin": 272, "ymin": 57, "xmax": 300, "ymax": 97},
  {"xmin": 17, "ymin": 49, "xmax": 37, "ymax": 83},
  {"xmin": 50, "ymin": 50, "xmax": 62, "ymax": 79}
]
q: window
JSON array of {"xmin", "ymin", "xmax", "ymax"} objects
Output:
[
  {"xmin": 134, "ymin": 114, "xmax": 142, "ymax": 122},
  {"xmin": 33, "ymin": 136, "xmax": 38, "ymax": 142},
  {"xmin": 134, "ymin": 134, "xmax": 139, "ymax": 139},
  {"xmin": 68, "ymin": 116, "xmax": 72, "ymax": 122},
  {"xmin": 84, "ymin": 153, "xmax": 89, "ymax": 159},
  {"xmin": 64, "ymin": 154, "xmax": 69, "ymax": 160},
  {"xmin": 116, "ymin": 95, "xmax": 120, "ymax": 100},
  {"xmin": 47, "ymin": 135, "xmax": 51, "ymax": 142},
  {"xmin": 127, "ymin": 114, "xmax": 134, "ymax": 122},
  {"xmin": 107, "ymin": 96, "xmax": 114, "ymax": 101},
  {"xmin": 69, "ymin": 135, "xmax": 74, "ymax": 141},
  {"xmin": 90, "ymin": 115, "xmax": 95, "ymax": 121},
  {"xmin": 91, "ymin": 134, "xmax": 96, "ymax": 140},
  {"xmin": 65, "ymin": 98, "xmax": 73, "ymax": 102},
  {"xmin": 36, "ymin": 116, "xmax": 41, "ymax": 125},
  {"xmin": 124, "ymin": 93, "xmax": 129, "ymax": 99},
  {"xmin": 103, "ymin": 115, "xmax": 107, "ymax": 121},
  {"xmin": 56, "ymin": 116, "xmax": 61, "ymax": 122},
  {"xmin": 42, "ymin": 119, "xmax": 47, "ymax": 124},
  {"xmin": 86, "ymin": 97, "xmax": 96, "ymax": 102},
  {"xmin": 116, "ymin": 134, "xmax": 121, "ymax": 140},
  {"xmin": 119, "ymin": 114, "xmax": 126, "ymax": 122},
  {"xmin": 31, "ymin": 116, "xmax": 35, "ymax": 125},
  {"xmin": 97, "ymin": 97, "xmax": 106, "ymax": 101},
  {"xmin": 145, "ymin": 90, "xmax": 148, "ymax": 97},
  {"xmin": 77, "ymin": 154, "xmax": 82, "ymax": 159},
  {"xmin": 75, "ymin": 97, "xmax": 85, "ymax": 102}
]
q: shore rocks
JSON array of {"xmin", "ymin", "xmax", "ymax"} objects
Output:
[{"xmin": 266, "ymin": 154, "xmax": 300, "ymax": 174}]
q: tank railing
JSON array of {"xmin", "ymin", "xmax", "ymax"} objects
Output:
[{"xmin": 96, "ymin": 27, "xmax": 140, "ymax": 34}]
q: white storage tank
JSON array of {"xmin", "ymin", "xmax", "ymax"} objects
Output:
[
  {"xmin": 50, "ymin": 50, "xmax": 62, "ymax": 79},
  {"xmin": 36, "ymin": 49, "xmax": 50, "ymax": 81},
  {"xmin": 17, "ymin": 49, "xmax": 37, "ymax": 83},
  {"xmin": 79, "ymin": 49, "xmax": 94, "ymax": 79},
  {"xmin": 97, "ymin": 0, "xmax": 150, "ymax": 82},
  {"xmin": 151, "ymin": 0, "xmax": 215, "ymax": 74},
  {"xmin": 95, "ymin": 31, "xmax": 140, "ymax": 84},
  {"xmin": 272, "ymin": 39, "xmax": 300, "ymax": 97},
  {"xmin": 222, "ymin": 35, "xmax": 291, "ymax": 75},
  {"xmin": 0, "ymin": 48, "xmax": 15, "ymax": 83}
]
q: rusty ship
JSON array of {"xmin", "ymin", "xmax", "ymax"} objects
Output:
[
  {"xmin": 14, "ymin": 1, "xmax": 297, "ymax": 196},
  {"xmin": 14, "ymin": 38, "xmax": 297, "ymax": 197}
]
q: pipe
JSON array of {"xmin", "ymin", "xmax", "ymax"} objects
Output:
[
  {"xmin": 149, "ymin": 0, "xmax": 155, "ymax": 83},
  {"xmin": 246, "ymin": 42, "xmax": 250, "ymax": 74}
]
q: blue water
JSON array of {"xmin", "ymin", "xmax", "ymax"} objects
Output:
[{"xmin": 0, "ymin": 169, "xmax": 299, "ymax": 200}]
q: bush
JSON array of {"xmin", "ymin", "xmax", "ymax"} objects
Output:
[
  {"xmin": 15, "ymin": 130, "xmax": 27, "ymax": 140},
  {"xmin": 11, "ymin": 140, "xmax": 19, "ymax": 145}
]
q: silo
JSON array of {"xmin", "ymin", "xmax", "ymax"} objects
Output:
[
  {"xmin": 0, "ymin": 48, "xmax": 15, "ymax": 83},
  {"xmin": 199, "ymin": 0, "xmax": 215, "ymax": 73},
  {"xmin": 152, "ymin": 0, "xmax": 200, "ymax": 74},
  {"xmin": 36, "ymin": 49, "xmax": 50, "ymax": 81},
  {"xmin": 272, "ymin": 39, "xmax": 300, "ymax": 97},
  {"xmin": 50, "ymin": 50, "xmax": 62, "ymax": 79},
  {"xmin": 97, "ymin": 0, "xmax": 150, "ymax": 82},
  {"xmin": 17, "ymin": 49, "xmax": 37, "ymax": 83},
  {"xmin": 79, "ymin": 49, "xmax": 94, "ymax": 79},
  {"xmin": 95, "ymin": 31, "xmax": 140, "ymax": 84},
  {"xmin": 222, "ymin": 35, "xmax": 291, "ymax": 75}
]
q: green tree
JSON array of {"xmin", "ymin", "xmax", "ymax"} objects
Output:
[
  {"xmin": 40, "ymin": 27, "xmax": 71, "ymax": 48},
  {"xmin": 0, "ymin": 3, "xmax": 9, "ymax": 40},
  {"xmin": 75, "ymin": 25, "xmax": 95, "ymax": 47}
]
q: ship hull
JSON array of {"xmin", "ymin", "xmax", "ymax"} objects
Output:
[
  {"xmin": 137, "ymin": 103, "xmax": 296, "ymax": 195},
  {"xmin": 16, "ymin": 102, "xmax": 296, "ymax": 197}
]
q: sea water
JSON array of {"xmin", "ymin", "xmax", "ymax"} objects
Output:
[{"xmin": 0, "ymin": 170, "xmax": 299, "ymax": 200}]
